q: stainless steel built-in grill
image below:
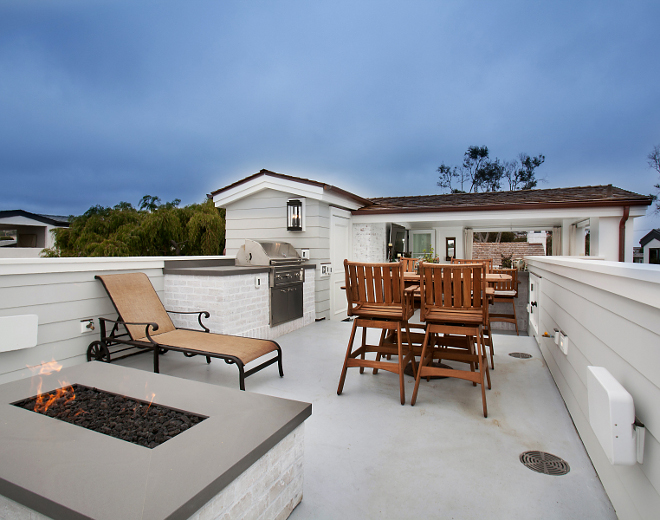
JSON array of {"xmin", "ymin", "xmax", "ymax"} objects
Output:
[{"xmin": 236, "ymin": 240, "xmax": 307, "ymax": 326}]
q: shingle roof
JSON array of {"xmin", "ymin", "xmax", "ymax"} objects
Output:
[
  {"xmin": 209, "ymin": 169, "xmax": 373, "ymax": 206},
  {"xmin": 0, "ymin": 210, "xmax": 70, "ymax": 227},
  {"xmin": 640, "ymin": 228, "xmax": 660, "ymax": 247},
  {"xmin": 356, "ymin": 185, "xmax": 652, "ymax": 214}
]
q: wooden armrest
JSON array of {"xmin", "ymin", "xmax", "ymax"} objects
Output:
[{"xmin": 404, "ymin": 285, "xmax": 419, "ymax": 293}]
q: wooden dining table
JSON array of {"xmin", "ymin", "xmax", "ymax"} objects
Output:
[{"xmin": 403, "ymin": 271, "xmax": 512, "ymax": 295}]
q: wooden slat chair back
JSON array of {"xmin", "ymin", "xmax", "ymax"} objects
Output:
[
  {"xmin": 412, "ymin": 262, "xmax": 491, "ymax": 417},
  {"xmin": 419, "ymin": 263, "xmax": 486, "ymax": 323},
  {"xmin": 400, "ymin": 257, "xmax": 419, "ymax": 273},
  {"xmin": 451, "ymin": 257, "xmax": 493, "ymax": 273},
  {"xmin": 345, "ymin": 261, "xmax": 408, "ymax": 320},
  {"xmin": 489, "ymin": 267, "xmax": 519, "ymax": 335},
  {"xmin": 338, "ymin": 260, "xmax": 415, "ymax": 404}
]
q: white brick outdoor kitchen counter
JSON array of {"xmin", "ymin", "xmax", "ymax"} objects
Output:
[{"xmin": 163, "ymin": 268, "xmax": 315, "ymax": 341}]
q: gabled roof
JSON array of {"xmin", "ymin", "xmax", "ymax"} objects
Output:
[
  {"xmin": 640, "ymin": 228, "xmax": 660, "ymax": 247},
  {"xmin": 210, "ymin": 169, "xmax": 373, "ymax": 207},
  {"xmin": 0, "ymin": 210, "xmax": 70, "ymax": 227},
  {"xmin": 355, "ymin": 185, "xmax": 652, "ymax": 215}
]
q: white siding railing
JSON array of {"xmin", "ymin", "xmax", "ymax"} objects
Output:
[
  {"xmin": 0, "ymin": 257, "xmax": 170, "ymax": 384},
  {"xmin": 527, "ymin": 256, "xmax": 660, "ymax": 520}
]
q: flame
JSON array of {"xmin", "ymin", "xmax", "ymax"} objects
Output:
[
  {"xmin": 145, "ymin": 392, "xmax": 156, "ymax": 414},
  {"xmin": 28, "ymin": 359, "xmax": 75, "ymax": 414}
]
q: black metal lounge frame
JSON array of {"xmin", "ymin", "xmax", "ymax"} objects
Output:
[{"xmin": 87, "ymin": 275, "xmax": 283, "ymax": 391}]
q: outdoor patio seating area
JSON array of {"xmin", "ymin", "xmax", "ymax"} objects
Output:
[{"xmin": 115, "ymin": 319, "xmax": 616, "ymax": 519}]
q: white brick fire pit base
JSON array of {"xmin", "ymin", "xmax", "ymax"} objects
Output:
[
  {"xmin": 0, "ymin": 423, "xmax": 305, "ymax": 520},
  {"xmin": 190, "ymin": 423, "xmax": 305, "ymax": 520}
]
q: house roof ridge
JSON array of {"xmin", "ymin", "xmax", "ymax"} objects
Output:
[{"xmin": 209, "ymin": 169, "xmax": 373, "ymax": 206}]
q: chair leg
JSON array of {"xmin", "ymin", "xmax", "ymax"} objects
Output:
[
  {"xmin": 512, "ymin": 299, "xmax": 519, "ymax": 335},
  {"xmin": 476, "ymin": 328, "xmax": 488, "ymax": 418},
  {"xmin": 373, "ymin": 329, "xmax": 387, "ymax": 375},
  {"xmin": 359, "ymin": 326, "xmax": 367, "ymax": 374},
  {"xmin": 396, "ymin": 323, "xmax": 405, "ymax": 405},
  {"xmin": 337, "ymin": 320, "xmax": 359, "ymax": 395},
  {"xmin": 411, "ymin": 328, "xmax": 432, "ymax": 406}
]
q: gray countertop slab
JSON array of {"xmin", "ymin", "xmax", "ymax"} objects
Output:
[{"xmin": 0, "ymin": 362, "xmax": 311, "ymax": 520}]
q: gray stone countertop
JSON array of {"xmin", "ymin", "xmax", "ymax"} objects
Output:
[
  {"xmin": 0, "ymin": 362, "xmax": 312, "ymax": 520},
  {"xmin": 164, "ymin": 264, "xmax": 316, "ymax": 277}
]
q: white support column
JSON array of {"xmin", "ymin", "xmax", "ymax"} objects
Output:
[
  {"xmin": 562, "ymin": 219, "xmax": 573, "ymax": 256},
  {"xmin": 589, "ymin": 217, "xmax": 600, "ymax": 257}
]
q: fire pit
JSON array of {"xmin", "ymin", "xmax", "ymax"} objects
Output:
[{"xmin": 0, "ymin": 362, "xmax": 311, "ymax": 520}]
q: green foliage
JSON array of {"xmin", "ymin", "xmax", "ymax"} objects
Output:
[
  {"xmin": 43, "ymin": 198, "xmax": 225, "ymax": 257},
  {"xmin": 421, "ymin": 248, "xmax": 439, "ymax": 263}
]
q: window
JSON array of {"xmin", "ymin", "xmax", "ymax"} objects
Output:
[
  {"xmin": 410, "ymin": 230, "xmax": 435, "ymax": 259},
  {"xmin": 650, "ymin": 248, "xmax": 660, "ymax": 264},
  {"xmin": 446, "ymin": 237, "xmax": 456, "ymax": 261}
]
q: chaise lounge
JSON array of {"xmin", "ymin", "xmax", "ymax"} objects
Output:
[{"xmin": 88, "ymin": 272, "xmax": 283, "ymax": 390}]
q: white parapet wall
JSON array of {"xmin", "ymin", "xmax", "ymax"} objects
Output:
[
  {"xmin": 0, "ymin": 256, "xmax": 231, "ymax": 384},
  {"xmin": 526, "ymin": 256, "xmax": 660, "ymax": 520},
  {"xmin": 0, "ymin": 257, "xmax": 316, "ymax": 384}
]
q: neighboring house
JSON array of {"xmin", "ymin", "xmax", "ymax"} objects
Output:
[
  {"xmin": 639, "ymin": 228, "xmax": 660, "ymax": 264},
  {"xmin": 0, "ymin": 210, "xmax": 69, "ymax": 258},
  {"xmin": 212, "ymin": 170, "xmax": 653, "ymax": 320}
]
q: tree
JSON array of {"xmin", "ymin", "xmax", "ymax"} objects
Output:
[
  {"xmin": 649, "ymin": 144, "xmax": 660, "ymax": 212},
  {"xmin": 503, "ymin": 153, "xmax": 545, "ymax": 190},
  {"xmin": 437, "ymin": 146, "xmax": 545, "ymax": 193},
  {"xmin": 43, "ymin": 197, "xmax": 225, "ymax": 257}
]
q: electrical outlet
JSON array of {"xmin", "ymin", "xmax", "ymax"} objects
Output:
[
  {"xmin": 321, "ymin": 264, "xmax": 332, "ymax": 276},
  {"xmin": 80, "ymin": 319, "xmax": 95, "ymax": 334}
]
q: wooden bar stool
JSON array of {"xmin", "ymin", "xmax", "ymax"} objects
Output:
[{"xmin": 337, "ymin": 260, "xmax": 415, "ymax": 405}]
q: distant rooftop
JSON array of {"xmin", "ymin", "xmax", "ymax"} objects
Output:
[{"xmin": 0, "ymin": 210, "xmax": 70, "ymax": 227}]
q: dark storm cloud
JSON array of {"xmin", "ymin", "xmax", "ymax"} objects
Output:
[{"xmin": 0, "ymin": 0, "xmax": 659, "ymax": 241}]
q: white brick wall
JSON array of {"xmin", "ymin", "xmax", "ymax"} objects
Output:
[
  {"xmin": 191, "ymin": 423, "xmax": 305, "ymax": 520},
  {"xmin": 0, "ymin": 424, "xmax": 306, "ymax": 520},
  {"xmin": 352, "ymin": 223, "xmax": 387, "ymax": 262},
  {"xmin": 164, "ymin": 271, "xmax": 315, "ymax": 340}
]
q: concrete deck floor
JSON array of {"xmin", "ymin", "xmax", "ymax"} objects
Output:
[{"xmin": 117, "ymin": 320, "xmax": 616, "ymax": 520}]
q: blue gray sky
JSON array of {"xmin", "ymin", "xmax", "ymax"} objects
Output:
[{"xmin": 1, "ymin": 1, "xmax": 659, "ymax": 239}]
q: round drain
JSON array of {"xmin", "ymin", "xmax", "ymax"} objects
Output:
[
  {"xmin": 509, "ymin": 352, "xmax": 532, "ymax": 359},
  {"xmin": 520, "ymin": 451, "xmax": 570, "ymax": 476}
]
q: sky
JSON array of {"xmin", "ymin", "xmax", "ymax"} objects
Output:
[{"xmin": 1, "ymin": 1, "xmax": 659, "ymax": 240}]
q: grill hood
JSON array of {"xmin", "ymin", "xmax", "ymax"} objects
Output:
[{"xmin": 235, "ymin": 239, "xmax": 306, "ymax": 266}]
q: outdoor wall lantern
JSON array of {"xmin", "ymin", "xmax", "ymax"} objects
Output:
[{"xmin": 287, "ymin": 199, "xmax": 303, "ymax": 231}]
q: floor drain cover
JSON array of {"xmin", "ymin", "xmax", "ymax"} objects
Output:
[
  {"xmin": 520, "ymin": 451, "xmax": 570, "ymax": 475},
  {"xmin": 509, "ymin": 352, "xmax": 532, "ymax": 359}
]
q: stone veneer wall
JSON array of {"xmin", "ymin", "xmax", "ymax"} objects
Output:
[
  {"xmin": 190, "ymin": 423, "xmax": 305, "ymax": 520},
  {"xmin": 352, "ymin": 223, "xmax": 387, "ymax": 262},
  {"xmin": 0, "ymin": 424, "xmax": 305, "ymax": 520},
  {"xmin": 163, "ymin": 271, "xmax": 315, "ymax": 340}
]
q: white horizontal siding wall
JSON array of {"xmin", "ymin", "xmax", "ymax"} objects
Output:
[
  {"xmin": 527, "ymin": 257, "xmax": 660, "ymax": 520},
  {"xmin": 224, "ymin": 188, "xmax": 331, "ymax": 320},
  {"xmin": 0, "ymin": 257, "xmax": 167, "ymax": 384}
]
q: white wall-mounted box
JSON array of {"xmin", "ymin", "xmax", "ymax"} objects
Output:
[
  {"xmin": 587, "ymin": 366, "xmax": 640, "ymax": 465},
  {"xmin": 0, "ymin": 315, "xmax": 38, "ymax": 352}
]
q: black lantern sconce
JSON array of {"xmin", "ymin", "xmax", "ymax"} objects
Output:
[{"xmin": 287, "ymin": 199, "xmax": 303, "ymax": 231}]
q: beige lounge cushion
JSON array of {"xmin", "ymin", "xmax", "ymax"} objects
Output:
[
  {"xmin": 97, "ymin": 273, "xmax": 176, "ymax": 341},
  {"xmin": 493, "ymin": 290, "xmax": 517, "ymax": 297},
  {"xmin": 152, "ymin": 329, "xmax": 279, "ymax": 365}
]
